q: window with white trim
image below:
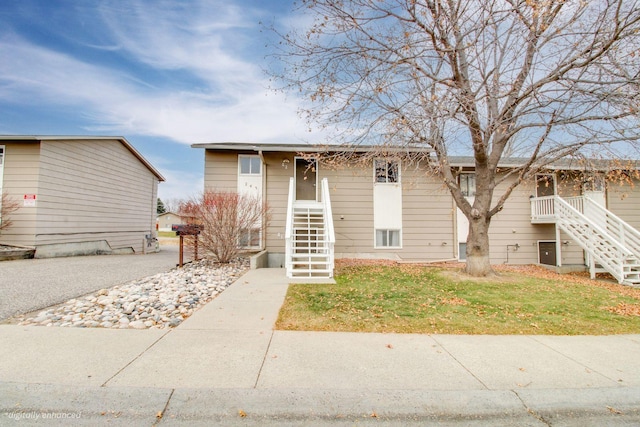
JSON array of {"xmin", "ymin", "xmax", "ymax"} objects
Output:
[
  {"xmin": 375, "ymin": 229, "xmax": 401, "ymax": 248},
  {"xmin": 375, "ymin": 160, "xmax": 399, "ymax": 183},
  {"xmin": 459, "ymin": 173, "xmax": 476, "ymax": 197},
  {"xmin": 239, "ymin": 155, "xmax": 261, "ymax": 175}
]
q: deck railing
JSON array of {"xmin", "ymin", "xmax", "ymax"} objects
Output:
[
  {"xmin": 320, "ymin": 178, "xmax": 335, "ymax": 276},
  {"xmin": 284, "ymin": 177, "xmax": 295, "ymax": 276}
]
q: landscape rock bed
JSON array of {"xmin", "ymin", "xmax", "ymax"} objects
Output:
[{"xmin": 16, "ymin": 258, "xmax": 248, "ymax": 329}]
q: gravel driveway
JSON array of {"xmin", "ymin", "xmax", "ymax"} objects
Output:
[{"xmin": 0, "ymin": 246, "xmax": 179, "ymax": 321}]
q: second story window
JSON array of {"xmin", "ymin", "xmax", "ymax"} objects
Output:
[
  {"xmin": 459, "ymin": 173, "xmax": 476, "ymax": 197},
  {"xmin": 239, "ymin": 155, "xmax": 261, "ymax": 175},
  {"xmin": 375, "ymin": 160, "xmax": 399, "ymax": 183}
]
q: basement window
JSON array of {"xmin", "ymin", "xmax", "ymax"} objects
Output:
[
  {"xmin": 375, "ymin": 229, "xmax": 401, "ymax": 248},
  {"xmin": 239, "ymin": 228, "xmax": 261, "ymax": 248}
]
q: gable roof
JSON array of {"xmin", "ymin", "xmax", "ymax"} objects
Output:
[{"xmin": 0, "ymin": 135, "xmax": 165, "ymax": 181}]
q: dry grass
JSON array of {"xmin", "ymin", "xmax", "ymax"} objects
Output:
[{"xmin": 276, "ymin": 259, "xmax": 640, "ymax": 335}]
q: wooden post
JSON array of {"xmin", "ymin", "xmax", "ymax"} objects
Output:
[
  {"xmin": 179, "ymin": 235, "xmax": 184, "ymax": 267},
  {"xmin": 194, "ymin": 235, "xmax": 199, "ymax": 261}
]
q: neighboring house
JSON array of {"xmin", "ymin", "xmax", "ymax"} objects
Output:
[
  {"xmin": 156, "ymin": 212, "xmax": 188, "ymax": 232},
  {"xmin": 0, "ymin": 136, "xmax": 164, "ymax": 258},
  {"xmin": 192, "ymin": 142, "xmax": 640, "ymax": 285}
]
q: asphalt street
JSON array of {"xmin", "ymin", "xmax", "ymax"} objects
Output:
[{"xmin": 0, "ymin": 246, "xmax": 178, "ymax": 321}]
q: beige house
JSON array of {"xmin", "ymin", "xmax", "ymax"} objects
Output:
[
  {"xmin": 193, "ymin": 142, "xmax": 640, "ymax": 285},
  {"xmin": 156, "ymin": 212, "xmax": 188, "ymax": 232},
  {"xmin": 0, "ymin": 136, "xmax": 164, "ymax": 258}
]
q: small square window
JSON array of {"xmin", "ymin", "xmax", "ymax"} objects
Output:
[
  {"xmin": 374, "ymin": 160, "xmax": 399, "ymax": 183},
  {"xmin": 239, "ymin": 155, "xmax": 261, "ymax": 175},
  {"xmin": 375, "ymin": 229, "xmax": 401, "ymax": 248}
]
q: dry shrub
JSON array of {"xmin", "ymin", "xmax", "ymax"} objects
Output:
[
  {"xmin": 180, "ymin": 190, "xmax": 270, "ymax": 263},
  {"xmin": 0, "ymin": 192, "xmax": 20, "ymax": 233}
]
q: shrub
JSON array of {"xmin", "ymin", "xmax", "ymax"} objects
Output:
[
  {"xmin": 180, "ymin": 190, "xmax": 270, "ymax": 263},
  {"xmin": 0, "ymin": 192, "xmax": 20, "ymax": 234}
]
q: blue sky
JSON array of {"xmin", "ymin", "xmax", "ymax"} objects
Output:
[{"xmin": 0, "ymin": 0, "xmax": 312, "ymax": 201}]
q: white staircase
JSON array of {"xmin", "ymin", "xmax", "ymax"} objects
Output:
[
  {"xmin": 285, "ymin": 178, "xmax": 335, "ymax": 279},
  {"xmin": 531, "ymin": 195, "xmax": 640, "ymax": 286}
]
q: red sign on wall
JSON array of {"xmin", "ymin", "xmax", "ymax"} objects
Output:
[{"xmin": 23, "ymin": 194, "xmax": 36, "ymax": 207}]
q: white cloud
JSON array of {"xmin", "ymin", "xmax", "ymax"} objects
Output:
[
  {"xmin": 156, "ymin": 167, "xmax": 203, "ymax": 201},
  {"xmin": 0, "ymin": 1, "xmax": 318, "ymax": 145}
]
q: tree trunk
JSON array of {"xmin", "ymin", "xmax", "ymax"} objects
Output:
[{"xmin": 465, "ymin": 215, "xmax": 493, "ymax": 276}]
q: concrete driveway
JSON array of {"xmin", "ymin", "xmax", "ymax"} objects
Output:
[{"xmin": 0, "ymin": 246, "xmax": 179, "ymax": 321}]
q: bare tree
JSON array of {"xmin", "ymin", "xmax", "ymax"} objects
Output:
[
  {"xmin": 0, "ymin": 192, "xmax": 20, "ymax": 234},
  {"xmin": 163, "ymin": 197, "xmax": 185, "ymax": 215},
  {"xmin": 180, "ymin": 190, "xmax": 271, "ymax": 263},
  {"xmin": 273, "ymin": 0, "xmax": 640, "ymax": 276}
]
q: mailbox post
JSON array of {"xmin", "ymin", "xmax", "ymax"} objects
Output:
[{"xmin": 171, "ymin": 224, "xmax": 202, "ymax": 267}]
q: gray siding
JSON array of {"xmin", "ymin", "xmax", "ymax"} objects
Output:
[
  {"xmin": 34, "ymin": 139, "xmax": 158, "ymax": 253},
  {"xmin": 0, "ymin": 142, "xmax": 40, "ymax": 247}
]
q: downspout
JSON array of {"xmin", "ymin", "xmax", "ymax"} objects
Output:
[
  {"xmin": 258, "ymin": 150, "xmax": 267, "ymax": 252},
  {"xmin": 452, "ymin": 198, "xmax": 459, "ymax": 260},
  {"xmin": 555, "ymin": 223, "xmax": 562, "ymax": 267}
]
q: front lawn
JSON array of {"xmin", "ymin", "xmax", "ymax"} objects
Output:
[
  {"xmin": 158, "ymin": 231, "xmax": 177, "ymax": 238},
  {"xmin": 276, "ymin": 261, "xmax": 640, "ymax": 335}
]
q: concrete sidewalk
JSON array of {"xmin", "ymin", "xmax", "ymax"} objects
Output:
[{"xmin": 1, "ymin": 268, "xmax": 640, "ymax": 425}]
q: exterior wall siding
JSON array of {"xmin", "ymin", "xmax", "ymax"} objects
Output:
[
  {"xmin": 607, "ymin": 179, "xmax": 640, "ymax": 230},
  {"xmin": 34, "ymin": 139, "xmax": 158, "ymax": 254},
  {"xmin": 262, "ymin": 154, "xmax": 457, "ymax": 261},
  {"xmin": 203, "ymin": 151, "xmax": 238, "ymax": 191},
  {"xmin": 0, "ymin": 142, "xmax": 40, "ymax": 247},
  {"xmin": 201, "ymin": 148, "xmax": 640, "ymax": 268},
  {"xmin": 263, "ymin": 152, "xmax": 294, "ymax": 253},
  {"xmin": 487, "ymin": 175, "xmax": 584, "ymax": 266}
]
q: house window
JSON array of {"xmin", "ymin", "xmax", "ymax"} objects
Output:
[
  {"xmin": 536, "ymin": 174, "xmax": 556, "ymax": 197},
  {"xmin": 458, "ymin": 243, "xmax": 467, "ymax": 261},
  {"xmin": 583, "ymin": 175, "xmax": 605, "ymax": 192},
  {"xmin": 459, "ymin": 173, "xmax": 476, "ymax": 197},
  {"xmin": 0, "ymin": 146, "xmax": 4, "ymax": 166},
  {"xmin": 239, "ymin": 155, "xmax": 261, "ymax": 175},
  {"xmin": 375, "ymin": 229, "xmax": 401, "ymax": 248},
  {"xmin": 375, "ymin": 160, "xmax": 399, "ymax": 183},
  {"xmin": 239, "ymin": 228, "xmax": 261, "ymax": 248}
]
